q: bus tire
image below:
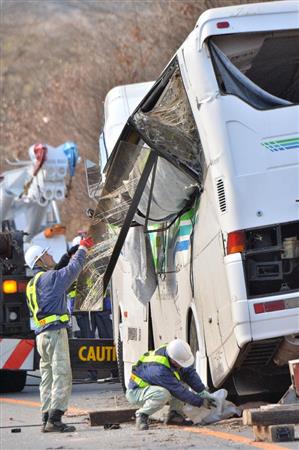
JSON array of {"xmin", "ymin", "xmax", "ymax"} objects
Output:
[
  {"xmin": 0, "ymin": 370, "xmax": 27, "ymax": 393},
  {"xmin": 117, "ymin": 336, "xmax": 126, "ymax": 393}
]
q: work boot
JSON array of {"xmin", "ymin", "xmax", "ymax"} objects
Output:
[
  {"xmin": 164, "ymin": 410, "xmax": 193, "ymax": 426},
  {"xmin": 136, "ymin": 413, "xmax": 149, "ymax": 430},
  {"xmin": 44, "ymin": 409, "xmax": 76, "ymax": 433},
  {"xmin": 41, "ymin": 412, "xmax": 49, "ymax": 433},
  {"xmin": 84, "ymin": 370, "xmax": 98, "ymax": 382}
]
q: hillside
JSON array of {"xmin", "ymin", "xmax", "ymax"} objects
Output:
[{"xmin": 1, "ymin": 0, "xmax": 265, "ymax": 237}]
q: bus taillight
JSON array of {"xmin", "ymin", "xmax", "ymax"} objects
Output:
[
  {"xmin": 254, "ymin": 300, "xmax": 285, "ymax": 314},
  {"xmin": 227, "ymin": 230, "xmax": 246, "ymax": 255}
]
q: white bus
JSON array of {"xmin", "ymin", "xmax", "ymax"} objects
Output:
[
  {"xmin": 99, "ymin": 82, "xmax": 154, "ymax": 169},
  {"xmin": 98, "ymin": 1, "xmax": 299, "ymax": 396}
]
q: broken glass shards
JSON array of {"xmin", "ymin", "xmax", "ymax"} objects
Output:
[{"xmin": 133, "ymin": 67, "xmax": 203, "ymax": 178}]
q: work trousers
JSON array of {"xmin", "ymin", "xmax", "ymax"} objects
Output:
[
  {"xmin": 75, "ymin": 312, "xmax": 92, "ymax": 338},
  {"xmin": 126, "ymin": 385, "xmax": 184, "ymax": 417},
  {"xmin": 36, "ymin": 328, "xmax": 72, "ymax": 413},
  {"xmin": 91, "ymin": 311, "xmax": 113, "ymax": 338}
]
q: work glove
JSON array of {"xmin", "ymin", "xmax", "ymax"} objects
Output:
[
  {"xmin": 198, "ymin": 390, "xmax": 217, "ymax": 409},
  {"xmin": 80, "ymin": 236, "xmax": 94, "ymax": 249}
]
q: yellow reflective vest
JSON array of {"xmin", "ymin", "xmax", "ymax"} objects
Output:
[
  {"xmin": 130, "ymin": 345, "xmax": 181, "ymax": 388},
  {"xmin": 26, "ymin": 271, "xmax": 70, "ymax": 330}
]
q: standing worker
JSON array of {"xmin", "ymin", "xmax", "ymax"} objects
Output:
[
  {"xmin": 25, "ymin": 236, "xmax": 93, "ymax": 433},
  {"xmin": 126, "ymin": 339, "xmax": 216, "ymax": 430},
  {"xmin": 91, "ymin": 287, "xmax": 113, "ymax": 339}
]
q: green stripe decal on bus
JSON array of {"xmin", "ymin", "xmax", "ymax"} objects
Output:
[
  {"xmin": 178, "ymin": 225, "xmax": 192, "ymax": 236},
  {"xmin": 262, "ymin": 136, "xmax": 299, "ymax": 152}
]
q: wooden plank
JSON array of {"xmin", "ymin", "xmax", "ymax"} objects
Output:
[
  {"xmin": 260, "ymin": 403, "xmax": 299, "ymax": 411},
  {"xmin": 253, "ymin": 424, "xmax": 295, "ymax": 442},
  {"xmin": 243, "ymin": 406, "xmax": 299, "ymax": 426},
  {"xmin": 243, "ymin": 405, "xmax": 298, "ymax": 424},
  {"xmin": 89, "ymin": 408, "xmax": 137, "ymax": 426},
  {"xmin": 242, "ymin": 409, "xmax": 250, "ymax": 425}
]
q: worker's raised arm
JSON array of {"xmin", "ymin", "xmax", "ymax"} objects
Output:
[{"xmin": 52, "ymin": 237, "xmax": 94, "ymax": 293}]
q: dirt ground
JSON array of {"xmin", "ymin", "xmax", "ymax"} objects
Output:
[{"xmin": 0, "ymin": 0, "xmax": 265, "ymax": 237}]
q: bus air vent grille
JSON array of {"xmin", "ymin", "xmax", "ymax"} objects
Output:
[
  {"xmin": 216, "ymin": 178, "xmax": 226, "ymax": 213},
  {"xmin": 241, "ymin": 338, "xmax": 282, "ymax": 367}
]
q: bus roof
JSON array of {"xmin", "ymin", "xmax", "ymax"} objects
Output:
[
  {"xmin": 103, "ymin": 81, "xmax": 154, "ymax": 155},
  {"xmin": 196, "ymin": 1, "xmax": 299, "ymax": 47}
]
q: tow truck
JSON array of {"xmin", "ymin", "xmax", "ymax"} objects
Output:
[{"xmin": 0, "ymin": 142, "xmax": 117, "ymax": 392}]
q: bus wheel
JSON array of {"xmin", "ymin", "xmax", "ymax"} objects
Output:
[
  {"xmin": 117, "ymin": 336, "xmax": 126, "ymax": 393},
  {"xmin": 0, "ymin": 370, "xmax": 27, "ymax": 393}
]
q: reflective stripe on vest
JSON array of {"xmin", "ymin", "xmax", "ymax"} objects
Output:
[
  {"xmin": 68, "ymin": 280, "xmax": 78, "ymax": 299},
  {"xmin": 26, "ymin": 271, "xmax": 70, "ymax": 329},
  {"xmin": 131, "ymin": 346, "xmax": 180, "ymax": 388},
  {"xmin": 68, "ymin": 289, "xmax": 76, "ymax": 299}
]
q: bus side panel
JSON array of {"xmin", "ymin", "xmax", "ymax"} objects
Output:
[
  {"xmin": 193, "ymin": 172, "xmax": 240, "ymax": 386},
  {"xmin": 112, "ymin": 253, "xmax": 149, "ymax": 387},
  {"xmin": 150, "ymin": 278, "xmax": 180, "ymax": 347}
]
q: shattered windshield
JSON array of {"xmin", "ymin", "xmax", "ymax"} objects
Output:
[
  {"xmin": 75, "ymin": 140, "xmax": 155, "ymax": 310},
  {"xmin": 76, "ymin": 61, "xmax": 204, "ymax": 311},
  {"xmin": 132, "ymin": 64, "xmax": 204, "ymax": 178}
]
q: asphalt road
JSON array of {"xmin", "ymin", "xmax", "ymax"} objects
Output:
[{"xmin": 1, "ymin": 376, "xmax": 298, "ymax": 450}]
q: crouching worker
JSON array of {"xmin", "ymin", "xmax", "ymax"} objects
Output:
[
  {"xmin": 25, "ymin": 237, "xmax": 93, "ymax": 433},
  {"xmin": 126, "ymin": 339, "xmax": 216, "ymax": 430}
]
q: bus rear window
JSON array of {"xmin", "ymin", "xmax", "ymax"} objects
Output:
[{"xmin": 209, "ymin": 30, "xmax": 299, "ymax": 108}]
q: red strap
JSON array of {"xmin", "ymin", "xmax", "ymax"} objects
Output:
[{"xmin": 33, "ymin": 144, "xmax": 47, "ymax": 176}]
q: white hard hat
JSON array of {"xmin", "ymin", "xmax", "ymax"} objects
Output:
[
  {"xmin": 166, "ymin": 339, "xmax": 194, "ymax": 368},
  {"xmin": 24, "ymin": 245, "xmax": 49, "ymax": 269},
  {"xmin": 72, "ymin": 236, "xmax": 81, "ymax": 247}
]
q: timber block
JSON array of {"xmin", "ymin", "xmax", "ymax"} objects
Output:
[
  {"xmin": 253, "ymin": 424, "xmax": 295, "ymax": 442},
  {"xmin": 243, "ymin": 404, "xmax": 299, "ymax": 426},
  {"xmin": 89, "ymin": 408, "xmax": 137, "ymax": 426}
]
